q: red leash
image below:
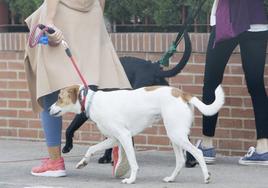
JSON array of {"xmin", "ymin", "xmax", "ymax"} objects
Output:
[
  {"xmin": 61, "ymin": 41, "xmax": 89, "ymax": 88},
  {"xmin": 29, "ymin": 24, "xmax": 89, "ymax": 111},
  {"xmin": 28, "ymin": 24, "xmax": 89, "ymax": 87},
  {"xmin": 28, "ymin": 24, "xmax": 49, "ymax": 48}
]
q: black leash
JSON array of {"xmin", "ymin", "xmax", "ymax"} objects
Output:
[{"xmin": 159, "ymin": 0, "xmax": 207, "ymax": 66}]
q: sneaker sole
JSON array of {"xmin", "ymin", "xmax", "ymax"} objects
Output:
[
  {"xmin": 238, "ymin": 159, "xmax": 268, "ymax": 166},
  {"xmin": 31, "ymin": 170, "xmax": 66, "ymax": 177},
  {"xmin": 204, "ymin": 157, "xmax": 216, "ymax": 164},
  {"xmin": 114, "ymin": 146, "xmax": 130, "ymax": 178}
]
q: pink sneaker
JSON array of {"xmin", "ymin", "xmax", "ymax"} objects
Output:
[
  {"xmin": 112, "ymin": 146, "xmax": 130, "ymax": 178},
  {"xmin": 112, "ymin": 146, "xmax": 119, "ymax": 176},
  {"xmin": 31, "ymin": 157, "xmax": 66, "ymax": 177}
]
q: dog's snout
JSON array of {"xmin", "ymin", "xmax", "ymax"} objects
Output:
[{"xmin": 48, "ymin": 103, "xmax": 63, "ymax": 117}]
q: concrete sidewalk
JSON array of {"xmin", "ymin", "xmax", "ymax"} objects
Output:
[{"xmin": 0, "ymin": 139, "xmax": 267, "ymax": 188}]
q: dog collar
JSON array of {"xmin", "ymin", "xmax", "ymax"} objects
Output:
[
  {"xmin": 85, "ymin": 92, "xmax": 95, "ymax": 119},
  {"xmin": 78, "ymin": 86, "xmax": 89, "ymax": 113}
]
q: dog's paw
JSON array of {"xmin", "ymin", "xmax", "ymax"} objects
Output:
[
  {"xmin": 121, "ymin": 178, "xmax": 135, "ymax": 184},
  {"xmin": 163, "ymin": 176, "xmax": 175, "ymax": 183},
  {"xmin": 62, "ymin": 144, "xmax": 73, "ymax": 153},
  {"xmin": 76, "ymin": 158, "xmax": 88, "ymax": 169},
  {"xmin": 204, "ymin": 172, "xmax": 211, "ymax": 184}
]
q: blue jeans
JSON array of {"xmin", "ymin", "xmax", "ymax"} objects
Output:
[{"xmin": 40, "ymin": 91, "xmax": 62, "ymax": 147}]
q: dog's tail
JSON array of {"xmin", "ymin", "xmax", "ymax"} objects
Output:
[{"xmin": 189, "ymin": 85, "xmax": 225, "ymax": 116}]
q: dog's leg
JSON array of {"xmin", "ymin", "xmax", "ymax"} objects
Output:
[
  {"xmin": 180, "ymin": 139, "xmax": 211, "ymax": 184},
  {"xmin": 163, "ymin": 142, "xmax": 185, "ymax": 183},
  {"xmin": 63, "ymin": 113, "xmax": 88, "ymax": 153},
  {"xmin": 76, "ymin": 138, "xmax": 117, "ymax": 169},
  {"xmin": 98, "ymin": 148, "xmax": 112, "ymax": 164},
  {"xmin": 163, "ymin": 104, "xmax": 210, "ymax": 183},
  {"xmin": 116, "ymin": 131, "xmax": 138, "ymax": 184}
]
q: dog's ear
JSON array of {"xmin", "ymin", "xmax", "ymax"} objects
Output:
[{"xmin": 69, "ymin": 85, "xmax": 80, "ymax": 104}]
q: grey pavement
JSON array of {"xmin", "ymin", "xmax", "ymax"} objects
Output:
[{"xmin": 0, "ymin": 139, "xmax": 267, "ymax": 188}]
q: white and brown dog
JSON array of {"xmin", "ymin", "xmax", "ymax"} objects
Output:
[{"xmin": 49, "ymin": 84, "xmax": 224, "ymax": 184}]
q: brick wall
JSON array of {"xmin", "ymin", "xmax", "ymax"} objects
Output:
[{"xmin": 0, "ymin": 32, "xmax": 267, "ymax": 156}]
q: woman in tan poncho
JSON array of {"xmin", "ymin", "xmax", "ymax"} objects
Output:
[{"xmin": 25, "ymin": 0, "xmax": 131, "ymax": 177}]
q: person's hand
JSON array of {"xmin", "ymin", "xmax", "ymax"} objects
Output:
[{"xmin": 45, "ymin": 23, "xmax": 64, "ymax": 45}]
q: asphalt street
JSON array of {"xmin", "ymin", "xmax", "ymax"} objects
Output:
[{"xmin": 0, "ymin": 139, "xmax": 267, "ymax": 188}]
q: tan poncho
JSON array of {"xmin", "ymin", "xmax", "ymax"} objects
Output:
[{"xmin": 24, "ymin": 0, "xmax": 131, "ymax": 112}]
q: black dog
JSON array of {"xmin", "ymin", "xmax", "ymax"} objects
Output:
[{"xmin": 62, "ymin": 31, "xmax": 197, "ymax": 167}]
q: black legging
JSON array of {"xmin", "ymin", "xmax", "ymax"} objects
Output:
[{"xmin": 203, "ymin": 27, "xmax": 268, "ymax": 139}]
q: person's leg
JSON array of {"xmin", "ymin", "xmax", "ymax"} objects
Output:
[
  {"xmin": 202, "ymin": 27, "xmax": 238, "ymax": 144},
  {"xmin": 186, "ymin": 27, "xmax": 237, "ymax": 167},
  {"xmin": 239, "ymin": 31, "xmax": 268, "ymax": 142},
  {"xmin": 41, "ymin": 91, "xmax": 62, "ymax": 157},
  {"xmin": 192, "ymin": 27, "xmax": 238, "ymax": 165},
  {"xmin": 238, "ymin": 31, "xmax": 268, "ymax": 165},
  {"xmin": 31, "ymin": 91, "xmax": 66, "ymax": 177}
]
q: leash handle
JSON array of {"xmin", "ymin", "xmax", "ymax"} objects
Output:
[
  {"xmin": 38, "ymin": 24, "xmax": 55, "ymax": 34},
  {"xmin": 31, "ymin": 24, "xmax": 89, "ymax": 88},
  {"xmin": 28, "ymin": 24, "xmax": 56, "ymax": 48},
  {"xmin": 159, "ymin": 0, "xmax": 207, "ymax": 66}
]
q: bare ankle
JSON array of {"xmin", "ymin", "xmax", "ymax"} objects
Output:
[
  {"xmin": 202, "ymin": 136, "xmax": 213, "ymax": 148},
  {"xmin": 256, "ymin": 138, "xmax": 268, "ymax": 154},
  {"xmin": 48, "ymin": 146, "xmax": 61, "ymax": 160}
]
